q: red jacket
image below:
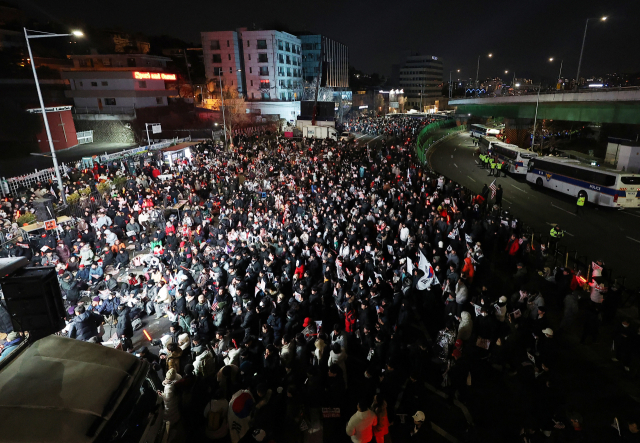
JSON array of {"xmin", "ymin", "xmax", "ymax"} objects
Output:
[
  {"xmin": 462, "ymin": 256, "xmax": 475, "ymax": 284},
  {"xmin": 345, "ymin": 309, "xmax": 357, "ymax": 333},
  {"xmin": 506, "ymin": 239, "xmax": 520, "ymax": 256}
]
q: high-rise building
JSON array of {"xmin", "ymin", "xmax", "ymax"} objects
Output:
[
  {"xmin": 298, "ymin": 34, "xmax": 349, "ymax": 88},
  {"xmin": 397, "ymin": 53, "xmax": 443, "ymax": 110},
  {"xmin": 201, "ymin": 28, "xmax": 303, "ymax": 102}
]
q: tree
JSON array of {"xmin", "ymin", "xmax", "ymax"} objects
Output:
[{"xmin": 206, "ymin": 80, "xmax": 248, "ymax": 143}]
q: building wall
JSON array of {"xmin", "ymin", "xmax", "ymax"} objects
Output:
[
  {"xmin": 73, "ymin": 119, "xmax": 136, "ymax": 144},
  {"xmin": 245, "ymin": 101, "xmax": 301, "ymax": 123},
  {"xmin": 35, "ymin": 110, "xmax": 78, "ymax": 152},
  {"xmin": 399, "ymin": 55, "xmax": 443, "ymax": 109},
  {"xmin": 300, "ymin": 35, "xmax": 349, "ymax": 88},
  {"xmin": 201, "ymin": 29, "xmax": 302, "ymax": 101},
  {"xmin": 62, "ymin": 71, "xmax": 174, "ymax": 110},
  {"xmin": 201, "ymin": 31, "xmax": 243, "ymax": 94}
]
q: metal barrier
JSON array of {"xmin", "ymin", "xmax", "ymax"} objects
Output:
[{"xmin": 76, "ymin": 130, "xmax": 94, "ymax": 144}]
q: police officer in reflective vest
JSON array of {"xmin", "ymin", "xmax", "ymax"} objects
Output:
[
  {"xmin": 488, "ymin": 158, "xmax": 496, "ymax": 176},
  {"xmin": 576, "ymin": 194, "xmax": 586, "ymax": 215},
  {"xmin": 495, "ymin": 161, "xmax": 503, "ymax": 178},
  {"xmin": 549, "ymin": 224, "xmax": 565, "ymax": 250}
]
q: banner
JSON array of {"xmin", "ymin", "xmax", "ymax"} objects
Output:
[{"xmin": 228, "ymin": 390, "xmax": 254, "ymax": 443}]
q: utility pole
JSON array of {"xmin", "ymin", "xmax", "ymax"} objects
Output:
[{"xmin": 531, "ymin": 85, "xmax": 541, "ymax": 151}]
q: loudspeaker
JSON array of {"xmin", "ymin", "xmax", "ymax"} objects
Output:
[
  {"xmin": 32, "ymin": 198, "xmax": 55, "ymax": 222},
  {"xmin": 0, "ymin": 266, "xmax": 65, "ymax": 339}
]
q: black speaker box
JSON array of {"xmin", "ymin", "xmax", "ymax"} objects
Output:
[
  {"xmin": 32, "ymin": 198, "xmax": 55, "ymax": 222},
  {"xmin": 0, "ymin": 266, "xmax": 65, "ymax": 339}
]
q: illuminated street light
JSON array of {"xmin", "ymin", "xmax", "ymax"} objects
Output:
[
  {"xmin": 24, "ymin": 27, "xmax": 84, "ymax": 205},
  {"xmin": 576, "ymin": 16, "xmax": 609, "ymax": 88},
  {"xmin": 72, "ymin": 30, "xmax": 84, "ymax": 37}
]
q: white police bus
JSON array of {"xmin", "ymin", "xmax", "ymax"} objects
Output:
[
  {"xmin": 488, "ymin": 142, "xmax": 538, "ymax": 175},
  {"xmin": 526, "ymin": 157, "xmax": 640, "ymax": 208},
  {"xmin": 470, "ymin": 124, "xmax": 501, "ymax": 138},
  {"xmin": 478, "ymin": 136, "xmax": 501, "ymax": 155}
]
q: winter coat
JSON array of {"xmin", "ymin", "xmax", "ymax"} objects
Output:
[
  {"xmin": 161, "ymin": 377, "xmax": 182, "ymax": 424},
  {"xmin": 116, "ymin": 312, "xmax": 133, "ymax": 338},
  {"xmin": 455, "ymin": 280, "xmax": 468, "ymax": 305},
  {"xmin": 328, "ymin": 349, "xmax": 348, "ymax": 385},
  {"xmin": 193, "ymin": 349, "xmax": 216, "ymax": 377},
  {"xmin": 461, "ymin": 257, "xmax": 474, "ymax": 284},
  {"xmin": 69, "ymin": 311, "xmax": 103, "ymax": 341},
  {"xmin": 457, "ymin": 311, "xmax": 473, "ymax": 341}
]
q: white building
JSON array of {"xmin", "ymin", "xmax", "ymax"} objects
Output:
[
  {"xmin": 201, "ymin": 28, "xmax": 303, "ymax": 102},
  {"xmin": 61, "ymin": 54, "xmax": 178, "ymax": 113},
  {"xmin": 62, "ymin": 69, "xmax": 178, "ymax": 113}
]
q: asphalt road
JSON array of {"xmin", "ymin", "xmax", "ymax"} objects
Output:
[{"xmin": 428, "ymin": 132, "xmax": 640, "ymax": 288}]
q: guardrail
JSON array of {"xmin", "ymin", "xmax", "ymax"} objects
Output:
[
  {"xmin": 73, "ymin": 106, "xmax": 136, "ymax": 115},
  {"xmin": 76, "ymin": 130, "xmax": 93, "ymax": 144},
  {"xmin": 99, "ymin": 136, "xmax": 192, "ymax": 163}
]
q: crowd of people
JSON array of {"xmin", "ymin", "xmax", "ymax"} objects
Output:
[{"xmin": 0, "ymin": 115, "xmax": 638, "ymax": 443}]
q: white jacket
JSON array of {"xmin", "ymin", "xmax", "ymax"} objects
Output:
[
  {"xmin": 457, "ymin": 311, "xmax": 473, "ymax": 341},
  {"xmin": 161, "ymin": 378, "xmax": 182, "ymax": 424}
]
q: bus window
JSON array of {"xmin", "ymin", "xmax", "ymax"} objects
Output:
[{"xmin": 621, "ymin": 176, "xmax": 640, "ymax": 185}]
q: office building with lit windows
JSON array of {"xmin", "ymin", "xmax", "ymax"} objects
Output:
[{"xmin": 396, "ymin": 53, "xmax": 443, "ymax": 110}]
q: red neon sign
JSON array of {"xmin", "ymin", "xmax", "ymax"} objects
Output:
[{"xmin": 133, "ymin": 71, "xmax": 177, "ymax": 81}]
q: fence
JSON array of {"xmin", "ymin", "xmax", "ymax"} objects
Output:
[
  {"xmin": 0, "ymin": 136, "xmax": 192, "ymax": 198},
  {"xmin": 416, "ymin": 123, "xmax": 466, "ymax": 165},
  {"xmin": 412, "ymin": 125, "xmax": 638, "ymax": 310},
  {"xmin": 76, "ymin": 131, "xmax": 94, "ymax": 144}
]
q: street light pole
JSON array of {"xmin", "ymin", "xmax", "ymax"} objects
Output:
[
  {"xmin": 24, "ymin": 28, "xmax": 83, "ymax": 205},
  {"xmin": 576, "ymin": 16, "xmax": 607, "ymax": 89},
  {"xmin": 531, "ymin": 84, "xmax": 541, "ymax": 151}
]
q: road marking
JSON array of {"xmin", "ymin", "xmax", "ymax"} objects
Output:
[
  {"xmin": 511, "ymin": 184, "xmax": 528, "ymax": 193},
  {"xmin": 621, "ymin": 211, "xmax": 640, "ymax": 219},
  {"xmin": 550, "ymin": 202, "xmax": 576, "ymax": 216},
  {"xmin": 546, "ymin": 222, "xmax": 574, "ymax": 236},
  {"xmin": 474, "ymin": 160, "xmax": 479, "ymax": 165},
  {"xmin": 454, "ymin": 163, "xmax": 458, "ymax": 168},
  {"xmin": 503, "ymin": 198, "xmax": 513, "ymax": 204},
  {"xmin": 466, "ymin": 175, "xmax": 476, "ymax": 182},
  {"xmin": 627, "ymin": 236, "xmax": 640, "ymax": 244}
]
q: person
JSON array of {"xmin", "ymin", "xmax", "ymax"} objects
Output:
[
  {"xmin": 371, "ymin": 394, "xmax": 390, "ymax": 443},
  {"xmin": 68, "ymin": 305, "xmax": 104, "ymax": 342},
  {"xmin": 406, "ymin": 410, "xmax": 429, "ymax": 442},
  {"xmin": 0, "ymin": 331, "xmax": 23, "ymax": 361},
  {"xmin": 612, "ymin": 318, "xmax": 633, "ymax": 371},
  {"xmin": 549, "ymin": 225, "xmax": 564, "ymax": 250},
  {"xmin": 204, "ymin": 389, "xmax": 229, "ymax": 440},
  {"xmin": 495, "ymin": 184, "xmax": 503, "ymax": 207},
  {"xmin": 159, "ymin": 368, "xmax": 182, "ymax": 425},
  {"xmin": 576, "ymin": 193, "xmax": 586, "ymax": 215},
  {"xmin": 495, "ymin": 161, "xmax": 502, "ymax": 178},
  {"xmin": 346, "ymin": 398, "xmax": 378, "ymax": 443},
  {"xmin": 115, "ymin": 305, "xmax": 133, "ymax": 352}
]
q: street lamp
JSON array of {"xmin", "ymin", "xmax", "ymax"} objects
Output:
[
  {"xmin": 24, "ymin": 27, "xmax": 83, "ymax": 205},
  {"xmin": 550, "ymin": 57, "xmax": 564, "ymax": 90},
  {"xmin": 475, "ymin": 53, "xmax": 493, "ymax": 97},
  {"xmin": 575, "ymin": 16, "xmax": 608, "ymax": 89},
  {"xmin": 531, "ymin": 84, "xmax": 542, "ymax": 151}
]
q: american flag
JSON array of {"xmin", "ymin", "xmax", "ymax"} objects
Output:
[
  {"xmin": 489, "ymin": 180, "xmax": 497, "ymax": 199},
  {"xmin": 211, "ymin": 299, "xmax": 219, "ymax": 311}
]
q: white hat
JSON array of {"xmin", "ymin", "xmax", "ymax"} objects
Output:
[
  {"xmin": 542, "ymin": 328, "xmax": 554, "ymax": 336},
  {"xmin": 413, "ymin": 411, "xmax": 425, "ymax": 422}
]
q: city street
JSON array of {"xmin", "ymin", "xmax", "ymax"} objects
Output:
[{"xmin": 428, "ymin": 132, "xmax": 640, "ymax": 288}]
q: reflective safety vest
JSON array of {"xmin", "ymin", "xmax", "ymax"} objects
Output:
[
  {"xmin": 577, "ymin": 196, "xmax": 585, "ymax": 206},
  {"xmin": 550, "ymin": 227, "xmax": 564, "ymax": 238},
  {"xmin": 490, "ymin": 162, "xmax": 496, "ymax": 169},
  {"xmin": 497, "ymin": 162, "xmax": 502, "ymax": 170}
]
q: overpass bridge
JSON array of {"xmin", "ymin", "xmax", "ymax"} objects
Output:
[{"xmin": 449, "ymin": 88, "xmax": 640, "ymax": 124}]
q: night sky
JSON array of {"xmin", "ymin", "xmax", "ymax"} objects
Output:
[{"xmin": 14, "ymin": 0, "xmax": 640, "ymax": 81}]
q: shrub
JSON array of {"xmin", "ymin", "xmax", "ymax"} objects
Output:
[
  {"xmin": 17, "ymin": 212, "xmax": 37, "ymax": 226},
  {"xmin": 66, "ymin": 193, "xmax": 80, "ymax": 205}
]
